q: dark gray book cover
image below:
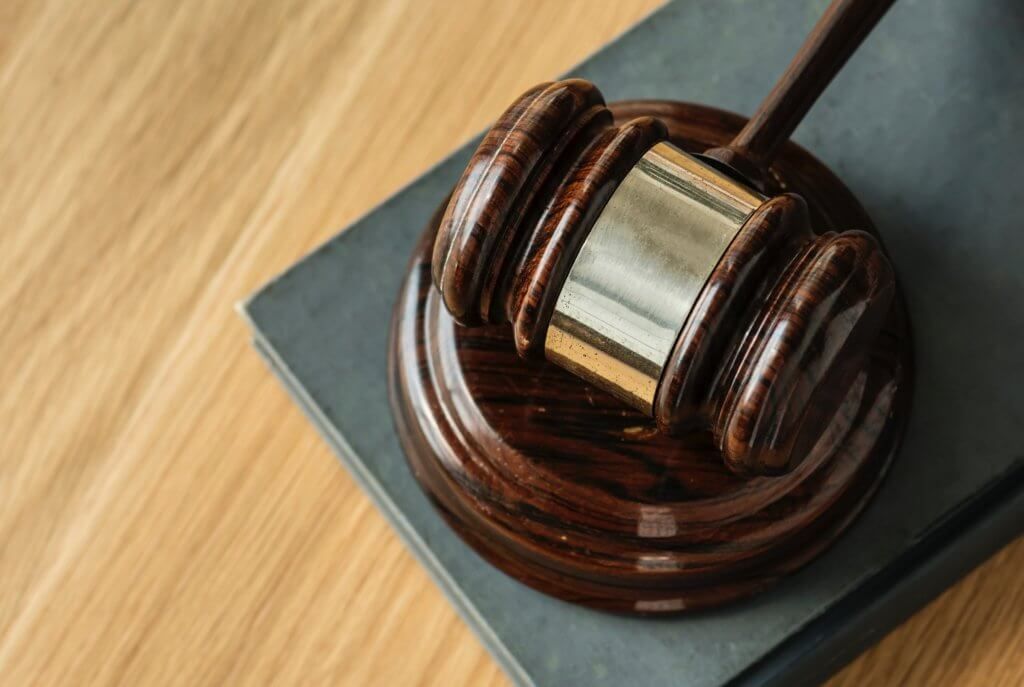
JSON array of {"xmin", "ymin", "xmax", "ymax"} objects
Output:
[{"xmin": 241, "ymin": 1, "xmax": 1024, "ymax": 684}]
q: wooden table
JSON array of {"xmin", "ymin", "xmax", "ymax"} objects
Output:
[{"xmin": 3, "ymin": 1, "xmax": 1021, "ymax": 684}]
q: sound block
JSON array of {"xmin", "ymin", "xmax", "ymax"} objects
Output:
[{"xmin": 389, "ymin": 101, "xmax": 912, "ymax": 613}]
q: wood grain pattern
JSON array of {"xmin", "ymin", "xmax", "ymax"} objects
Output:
[
  {"xmin": 394, "ymin": 100, "xmax": 910, "ymax": 611},
  {"xmin": 655, "ymin": 194, "xmax": 810, "ymax": 432},
  {"xmin": 431, "ymin": 84, "xmax": 903, "ymax": 477},
  {"xmin": 433, "ymin": 79, "xmax": 609, "ymax": 326},
  {"xmin": 0, "ymin": 0, "xmax": 1020, "ymax": 683}
]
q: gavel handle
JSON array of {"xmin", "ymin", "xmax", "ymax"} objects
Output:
[{"xmin": 705, "ymin": 0, "xmax": 895, "ymax": 185}]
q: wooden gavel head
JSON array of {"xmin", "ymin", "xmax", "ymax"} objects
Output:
[{"xmin": 431, "ymin": 79, "xmax": 895, "ymax": 476}]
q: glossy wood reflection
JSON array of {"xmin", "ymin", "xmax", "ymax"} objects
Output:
[
  {"xmin": 428, "ymin": 78, "xmax": 900, "ymax": 476},
  {"xmin": 389, "ymin": 101, "xmax": 912, "ymax": 613}
]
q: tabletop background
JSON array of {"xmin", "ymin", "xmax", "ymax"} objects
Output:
[{"xmin": 2, "ymin": 0, "xmax": 1021, "ymax": 685}]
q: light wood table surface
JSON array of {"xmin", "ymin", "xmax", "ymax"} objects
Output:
[{"xmin": 2, "ymin": 1, "xmax": 1021, "ymax": 685}]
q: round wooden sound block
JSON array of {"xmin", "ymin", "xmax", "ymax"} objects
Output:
[{"xmin": 388, "ymin": 101, "xmax": 912, "ymax": 614}]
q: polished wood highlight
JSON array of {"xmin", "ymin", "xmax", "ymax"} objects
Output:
[
  {"xmin": 390, "ymin": 101, "xmax": 912, "ymax": 612},
  {"xmin": 433, "ymin": 79, "xmax": 611, "ymax": 326},
  {"xmin": 3, "ymin": 0, "xmax": 1021, "ymax": 683},
  {"xmin": 427, "ymin": 78, "xmax": 900, "ymax": 477}
]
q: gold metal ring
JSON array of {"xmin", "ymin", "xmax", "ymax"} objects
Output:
[{"xmin": 545, "ymin": 142, "xmax": 763, "ymax": 413}]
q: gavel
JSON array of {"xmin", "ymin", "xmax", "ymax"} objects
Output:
[
  {"xmin": 430, "ymin": 0, "xmax": 896, "ymax": 477},
  {"xmin": 391, "ymin": 0, "xmax": 913, "ymax": 613}
]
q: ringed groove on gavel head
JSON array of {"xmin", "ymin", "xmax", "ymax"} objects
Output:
[
  {"xmin": 432, "ymin": 79, "xmax": 612, "ymax": 326},
  {"xmin": 431, "ymin": 79, "xmax": 896, "ymax": 477}
]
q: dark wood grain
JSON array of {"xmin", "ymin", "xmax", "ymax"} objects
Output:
[
  {"xmin": 432, "ymin": 79, "xmax": 609, "ymax": 325},
  {"xmin": 653, "ymin": 194, "xmax": 812, "ymax": 435},
  {"xmin": 432, "ymin": 80, "xmax": 902, "ymax": 477},
  {"xmin": 509, "ymin": 116, "xmax": 666, "ymax": 357},
  {"xmin": 389, "ymin": 101, "xmax": 912, "ymax": 613},
  {"xmin": 430, "ymin": 78, "xmax": 669, "ymax": 354},
  {"xmin": 712, "ymin": 230, "xmax": 895, "ymax": 475}
]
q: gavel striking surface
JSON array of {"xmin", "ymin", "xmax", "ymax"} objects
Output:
[{"xmin": 389, "ymin": 101, "xmax": 912, "ymax": 614}]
